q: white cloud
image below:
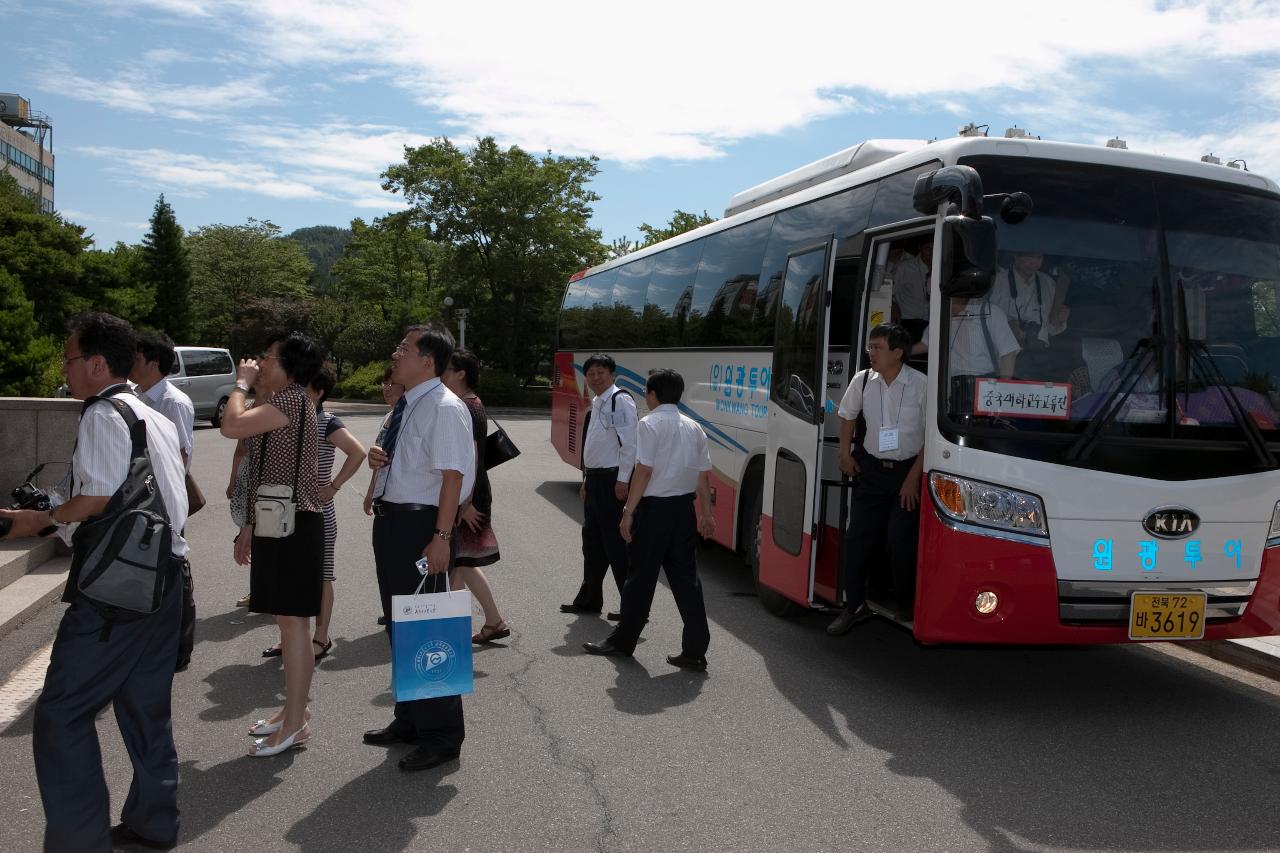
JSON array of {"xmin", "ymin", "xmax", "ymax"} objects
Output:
[
  {"xmin": 75, "ymin": 146, "xmax": 328, "ymax": 199},
  {"xmin": 45, "ymin": 63, "xmax": 277, "ymax": 121},
  {"xmin": 164, "ymin": 0, "xmax": 1280, "ymax": 163}
]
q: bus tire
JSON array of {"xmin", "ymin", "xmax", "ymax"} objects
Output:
[{"xmin": 745, "ymin": 482, "xmax": 801, "ymax": 618}]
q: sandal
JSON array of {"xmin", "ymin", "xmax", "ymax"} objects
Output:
[
  {"xmin": 472, "ymin": 622, "xmax": 511, "ymax": 644},
  {"xmin": 312, "ymin": 639, "xmax": 333, "ymax": 661},
  {"xmin": 261, "ymin": 645, "xmax": 282, "ymax": 658}
]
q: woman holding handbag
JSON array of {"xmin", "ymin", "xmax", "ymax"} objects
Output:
[
  {"xmin": 220, "ymin": 331, "xmax": 324, "ymax": 757},
  {"xmin": 441, "ymin": 348, "xmax": 510, "ymax": 644}
]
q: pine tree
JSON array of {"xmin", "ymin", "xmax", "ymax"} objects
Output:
[{"xmin": 144, "ymin": 194, "xmax": 192, "ymax": 340}]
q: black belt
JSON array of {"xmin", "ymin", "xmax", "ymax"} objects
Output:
[
  {"xmin": 584, "ymin": 466, "xmax": 619, "ymax": 475},
  {"xmin": 856, "ymin": 448, "xmax": 917, "ymax": 470},
  {"xmin": 867, "ymin": 455, "xmax": 915, "ymax": 470},
  {"xmin": 372, "ymin": 500, "xmax": 435, "ymax": 516}
]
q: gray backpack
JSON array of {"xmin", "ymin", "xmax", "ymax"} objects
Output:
[{"xmin": 72, "ymin": 393, "xmax": 174, "ymax": 625}]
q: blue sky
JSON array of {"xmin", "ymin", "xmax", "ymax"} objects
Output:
[{"xmin": 8, "ymin": 0, "xmax": 1280, "ymax": 250}]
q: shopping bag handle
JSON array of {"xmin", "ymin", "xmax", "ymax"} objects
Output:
[{"xmin": 412, "ymin": 562, "xmax": 451, "ymax": 596}]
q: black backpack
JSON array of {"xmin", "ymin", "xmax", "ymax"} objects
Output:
[{"xmin": 72, "ymin": 393, "xmax": 174, "ymax": 628}]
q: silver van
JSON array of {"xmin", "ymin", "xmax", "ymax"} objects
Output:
[{"xmin": 171, "ymin": 346, "xmax": 237, "ymax": 425}]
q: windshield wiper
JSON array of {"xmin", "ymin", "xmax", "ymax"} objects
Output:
[
  {"xmin": 1177, "ymin": 280, "xmax": 1276, "ymax": 470},
  {"xmin": 1064, "ymin": 336, "xmax": 1161, "ymax": 464}
]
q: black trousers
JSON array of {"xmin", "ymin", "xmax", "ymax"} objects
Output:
[
  {"xmin": 610, "ymin": 494, "xmax": 710, "ymax": 657},
  {"xmin": 841, "ymin": 449, "xmax": 920, "ymax": 611},
  {"xmin": 34, "ymin": 561, "xmax": 183, "ymax": 853},
  {"xmin": 372, "ymin": 508, "xmax": 465, "ymax": 752},
  {"xmin": 573, "ymin": 467, "xmax": 629, "ymax": 610}
]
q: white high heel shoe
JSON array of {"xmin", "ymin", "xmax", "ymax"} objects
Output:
[
  {"xmin": 249, "ymin": 725, "xmax": 310, "ymax": 757},
  {"xmin": 248, "ymin": 709, "xmax": 310, "ymax": 737},
  {"xmin": 248, "ymin": 719, "xmax": 282, "ymax": 737}
]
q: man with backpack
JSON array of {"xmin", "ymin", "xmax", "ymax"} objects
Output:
[
  {"xmin": 560, "ymin": 353, "xmax": 637, "ymax": 620},
  {"xmin": 0, "ymin": 313, "xmax": 189, "ymax": 852}
]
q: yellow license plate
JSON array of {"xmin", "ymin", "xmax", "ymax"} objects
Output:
[{"xmin": 1128, "ymin": 592, "xmax": 1207, "ymax": 640}]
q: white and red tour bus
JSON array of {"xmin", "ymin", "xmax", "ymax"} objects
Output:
[{"xmin": 551, "ymin": 130, "xmax": 1280, "ymax": 644}]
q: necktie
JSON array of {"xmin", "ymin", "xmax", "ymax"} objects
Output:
[
  {"xmin": 373, "ymin": 397, "xmax": 407, "ymax": 500},
  {"xmin": 381, "ymin": 397, "xmax": 408, "ymax": 460}
]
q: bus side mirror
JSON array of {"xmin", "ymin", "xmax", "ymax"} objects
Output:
[{"xmin": 940, "ymin": 215, "xmax": 997, "ymax": 298}]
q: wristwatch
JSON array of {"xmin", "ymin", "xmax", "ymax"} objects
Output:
[
  {"xmin": 231, "ymin": 384, "xmax": 250, "ymax": 395},
  {"xmin": 434, "ymin": 528, "xmax": 453, "ymax": 540}
]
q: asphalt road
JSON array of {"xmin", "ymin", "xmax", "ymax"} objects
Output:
[{"xmin": 2, "ymin": 409, "xmax": 1279, "ymax": 852}]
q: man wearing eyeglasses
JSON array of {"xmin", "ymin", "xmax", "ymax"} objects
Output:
[
  {"xmin": 827, "ymin": 323, "xmax": 926, "ymax": 636},
  {"xmin": 1, "ymin": 313, "xmax": 189, "ymax": 851}
]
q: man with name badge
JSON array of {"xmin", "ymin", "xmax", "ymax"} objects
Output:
[
  {"xmin": 561, "ymin": 353, "xmax": 637, "ymax": 620},
  {"xmin": 827, "ymin": 324, "xmax": 927, "ymax": 636},
  {"xmin": 364, "ymin": 324, "xmax": 475, "ymax": 772}
]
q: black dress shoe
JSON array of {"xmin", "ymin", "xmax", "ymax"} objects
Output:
[
  {"xmin": 560, "ymin": 603, "xmax": 601, "ymax": 614},
  {"xmin": 398, "ymin": 746, "xmax": 460, "ymax": 772},
  {"xmin": 826, "ymin": 603, "xmax": 873, "ymax": 636},
  {"xmin": 377, "ymin": 615, "xmax": 388, "ymax": 626},
  {"xmin": 582, "ymin": 638, "xmax": 632, "ymax": 657},
  {"xmin": 605, "ymin": 611, "xmax": 622, "ymax": 621},
  {"xmin": 666, "ymin": 652, "xmax": 708, "ymax": 672},
  {"xmin": 363, "ymin": 727, "xmax": 410, "ymax": 746},
  {"xmin": 110, "ymin": 822, "xmax": 176, "ymax": 850}
]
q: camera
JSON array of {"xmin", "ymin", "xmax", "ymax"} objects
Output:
[{"xmin": 0, "ymin": 464, "xmax": 53, "ymax": 538}]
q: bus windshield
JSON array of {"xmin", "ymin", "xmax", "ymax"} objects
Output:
[{"xmin": 944, "ymin": 158, "xmax": 1280, "ymax": 469}]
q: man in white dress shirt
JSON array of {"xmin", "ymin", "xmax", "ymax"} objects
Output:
[
  {"xmin": 561, "ymin": 353, "xmax": 638, "ymax": 619},
  {"xmin": 1, "ymin": 312, "xmax": 188, "ymax": 852},
  {"xmin": 583, "ymin": 369, "xmax": 716, "ymax": 671},
  {"xmin": 131, "ymin": 330, "xmax": 198, "ymax": 673},
  {"xmin": 130, "ymin": 331, "xmax": 195, "ymax": 468},
  {"xmin": 827, "ymin": 325, "xmax": 926, "ymax": 636},
  {"xmin": 364, "ymin": 324, "xmax": 476, "ymax": 772},
  {"xmin": 947, "ymin": 294, "xmax": 1021, "ymax": 415},
  {"xmin": 989, "ymin": 251, "xmax": 1069, "ymax": 349}
]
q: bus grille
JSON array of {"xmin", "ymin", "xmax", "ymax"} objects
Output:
[{"xmin": 1058, "ymin": 579, "xmax": 1255, "ymax": 624}]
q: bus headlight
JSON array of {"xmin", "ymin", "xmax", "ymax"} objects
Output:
[
  {"xmin": 1268, "ymin": 501, "xmax": 1280, "ymax": 543},
  {"xmin": 929, "ymin": 472, "xmax": 1048, "ymax": 538}
]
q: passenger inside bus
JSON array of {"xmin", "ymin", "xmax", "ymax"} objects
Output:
[
  {"xmin": 892, "ymin": 237, "xmax": 931, "ymax": 345},
  {"xmin": 945, "ymin": 295, "xmax": 1020, "ymax": 414},
  {"xmin": 990, "ymin": 251, "xmax": 1070, "ymax": 349}
]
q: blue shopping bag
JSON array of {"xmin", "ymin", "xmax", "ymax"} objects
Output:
[{"xmin": 391, "ymin": 575, "xmax": 474, "ymax": 701}]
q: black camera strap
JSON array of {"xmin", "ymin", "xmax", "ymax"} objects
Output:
[{"xmin": 1007, "ymin": 268, "xmax": 1045, "ymax": 327}]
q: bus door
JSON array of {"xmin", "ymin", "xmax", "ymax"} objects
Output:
[
  {"xmin": 759, "ymin": 238, "xmax": 836, "ymax": 607},
  {"xmin": 841, "ymin": 220, "xmax": 936, "ymax": 618}
]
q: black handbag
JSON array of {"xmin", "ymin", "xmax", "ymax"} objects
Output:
[{"xmin": 484, "ymin": 418, "xmax": 521, "ymax": 470}]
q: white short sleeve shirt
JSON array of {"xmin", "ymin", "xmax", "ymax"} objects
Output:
[{"xmin": 636, "ymin": 404, "xmax": 712, "ymax": 498}]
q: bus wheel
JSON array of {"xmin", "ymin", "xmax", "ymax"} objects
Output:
[{"xmin": 746, "ymin": 484, "xmax": 800, "ymax": 618}]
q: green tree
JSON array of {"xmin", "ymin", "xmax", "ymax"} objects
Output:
[
  {"xmin": 638, "ymin": 209, "xmax": 716, "ymax": 246},
  {"xmin": 82, "ymin": 242, "xmax": 154, "ymax": 327},
  {"xmin": 187, "ymin": 218, "xmax": 314, "ymax": 355},
  {"xmin": 382, "ymin": 137, "xmax": 605, "ymax": 377},
  {"xmin": 0, "ymin": 268, "xmax": 58, "ymax": 396},
  {"xmin": 0, "ymin": 173, "xmax": 91, "ymax": 335},
  {"xmin": 287, "ymin": 225, "xmax": 353, "ymax": 293},
  {"xmin": 143, "ymin": 195, "xmax": 192, "ymax": 340}
]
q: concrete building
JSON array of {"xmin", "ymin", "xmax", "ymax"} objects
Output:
[{"xmin": 0, "ymin": 94, "xmax": 53, "ymax": 214}]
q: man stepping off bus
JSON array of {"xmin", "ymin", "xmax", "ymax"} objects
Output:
[
  {"xmin": 583, "ymin": 369, "xmax": 716, "ymax": 671},
  {"xmin": 828, "ymin": 324, "xmax": 927, "ymax": 636},
  {"xmin": 561, "ymin": 353, "xmax": 638, "ymax": 619}
]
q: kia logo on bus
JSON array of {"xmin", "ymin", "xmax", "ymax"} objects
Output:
[{"xmin": 1143, "ymin": 507, "xmax": 1200, "ymax": 539}]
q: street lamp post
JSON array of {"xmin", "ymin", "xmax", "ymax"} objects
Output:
[
  {"xmin": 442, "ymin": 296, "xmax": 468, "ymax": 350},
  {"xmin": 455, "ymin": 308, "xmax": 469, "ymax": 350}
]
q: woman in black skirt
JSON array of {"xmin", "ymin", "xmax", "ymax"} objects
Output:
[{"xmin": 220, "ymin": 332, "xmax": 324, "ymax": 757}]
